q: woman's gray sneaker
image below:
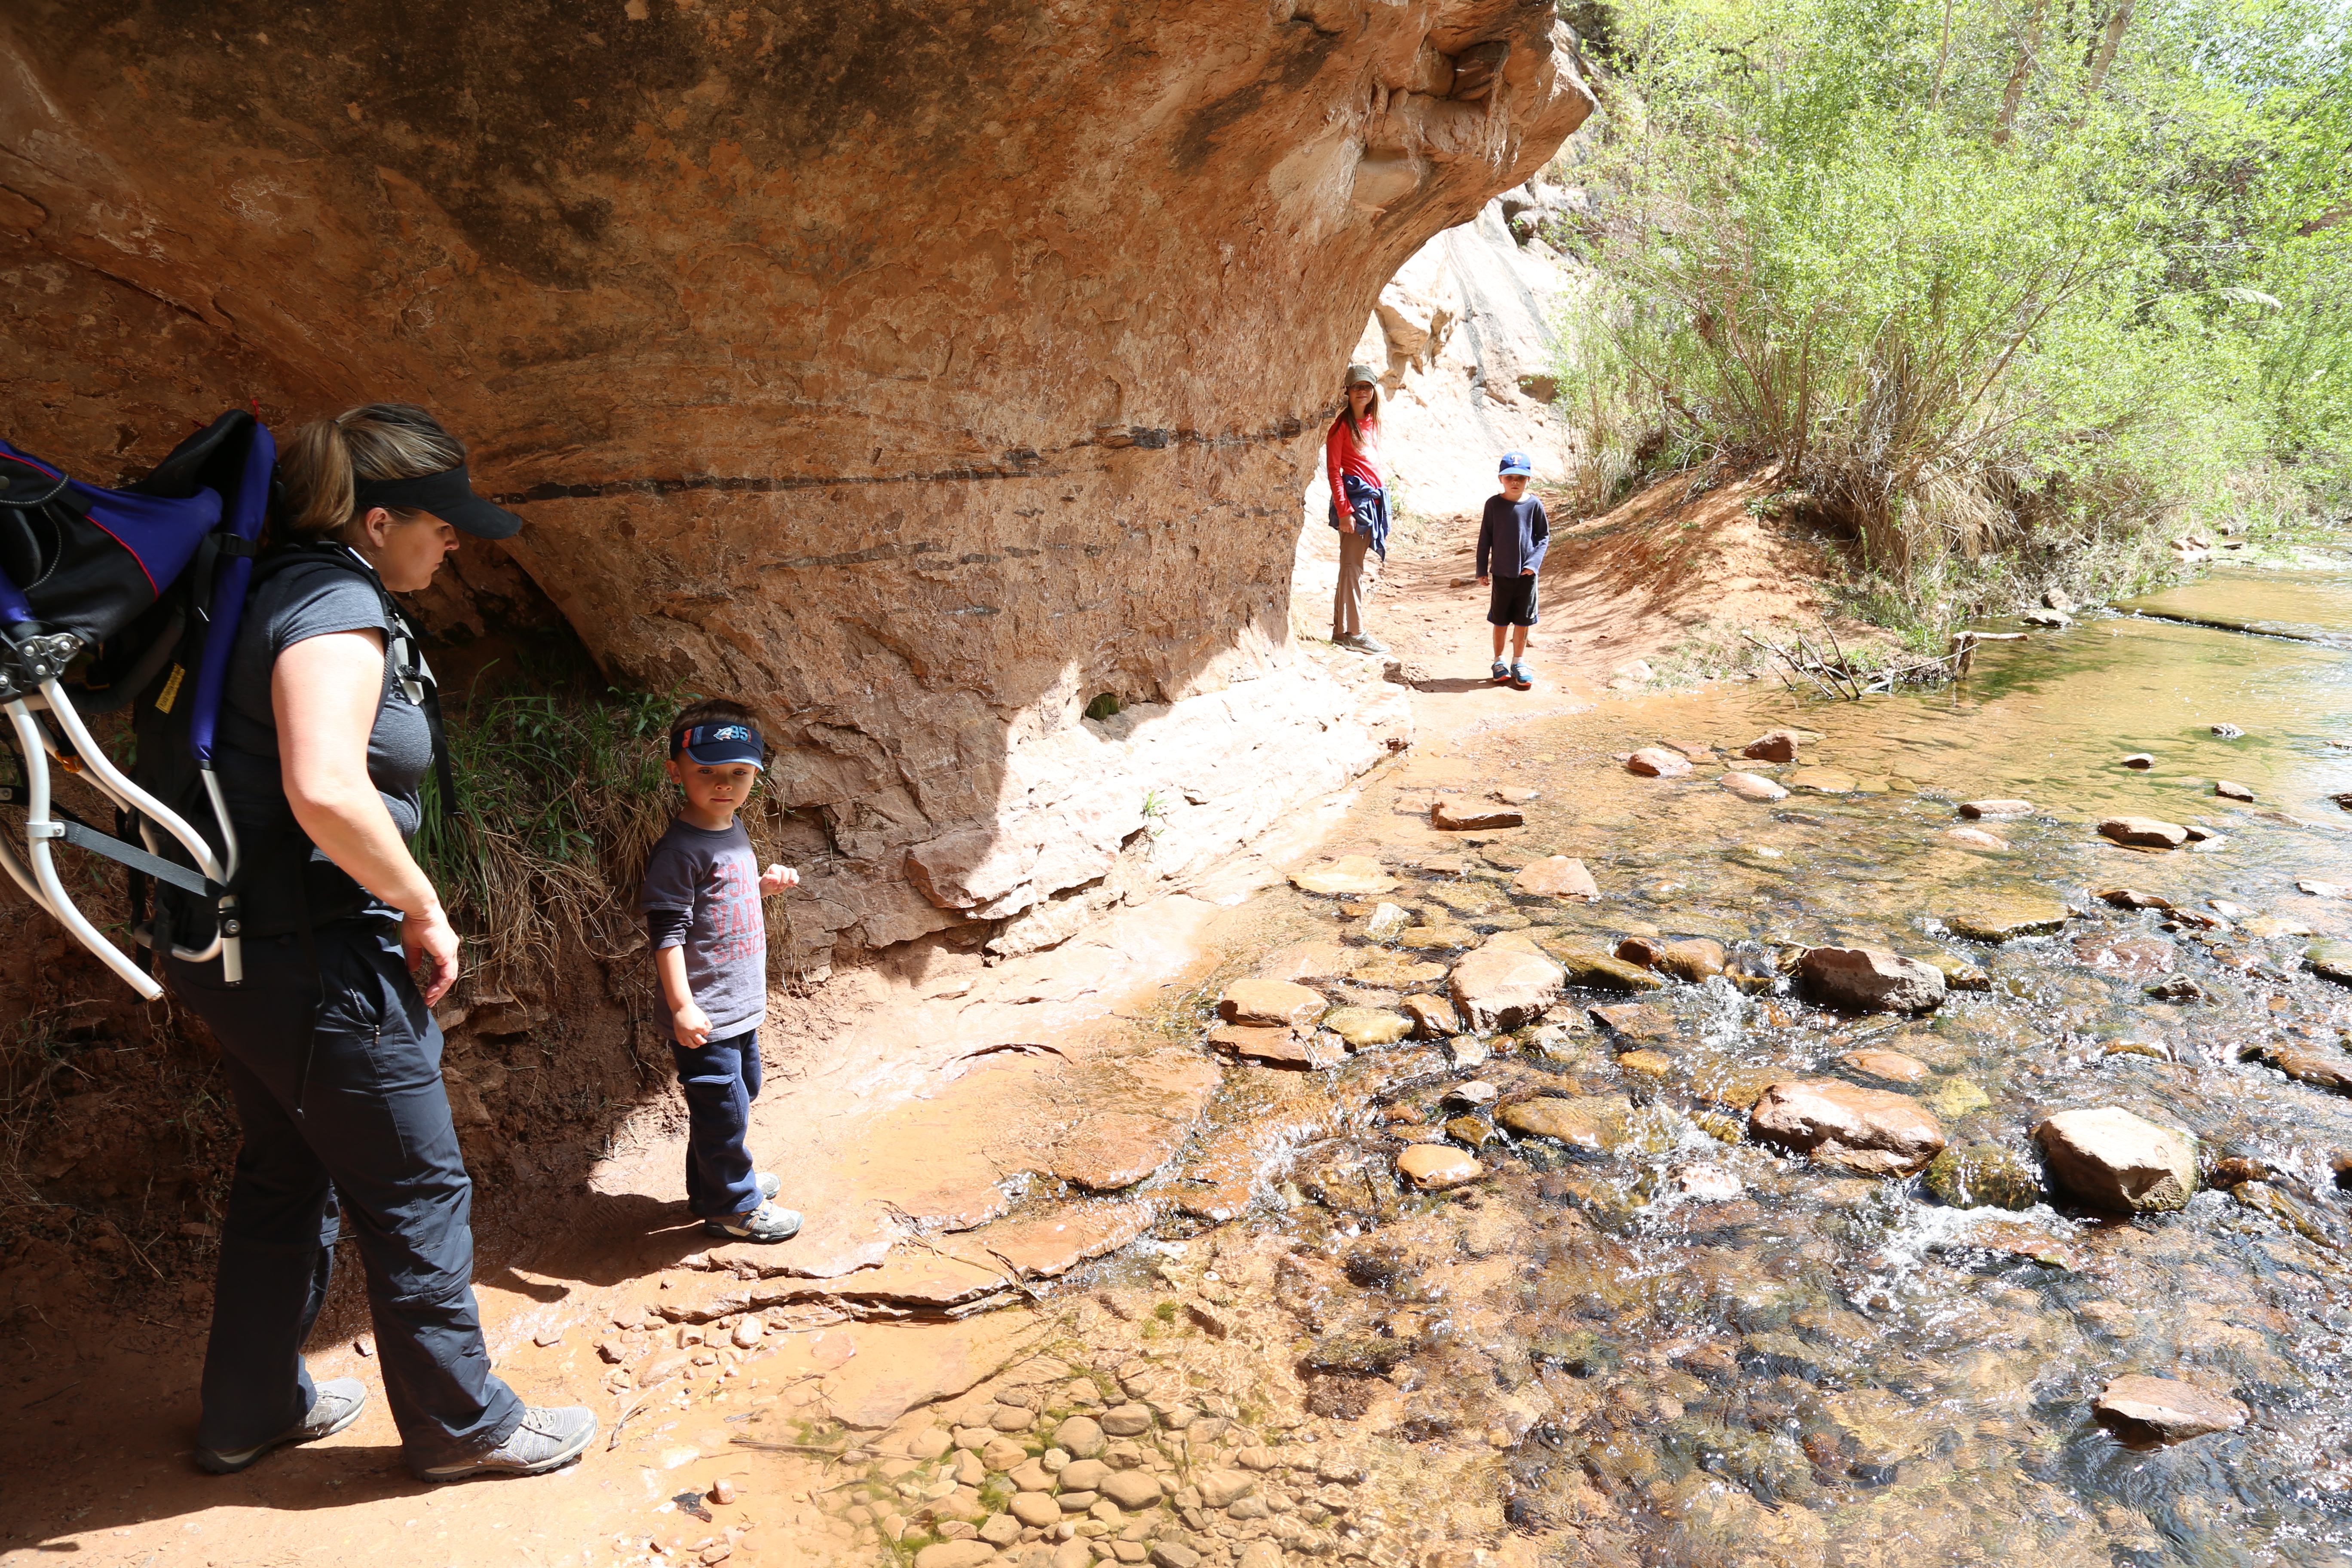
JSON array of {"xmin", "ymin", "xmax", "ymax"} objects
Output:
[
  {"xmin": 194, "ymin": 1378, "xmax": 369, "ymax": 1474},
  {"xmin": 420, "ymin": 1405, "xmax": 597, "ymax": 1481},
  {"xmin": 704, "ymin": 1200, "xmax": 803, "ymax": 1243}
]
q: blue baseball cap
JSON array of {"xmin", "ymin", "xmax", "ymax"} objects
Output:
[
  {"xmin": 673, "ymin": 721, "xmax": 765, "ymax": 769},
  {"xmin": 1498, "ymin": 451, "xmax": 1533, "ymax": 476}
]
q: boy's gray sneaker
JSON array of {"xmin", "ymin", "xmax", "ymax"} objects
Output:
[
  {"xmin": 420, "ymin": 1405, "xmax": 597, "ymax": 1481},
  {"xmin": 195, "ymin": 1378, "xmax": 369, "ymax": 1474},
  {"xmin": 704, "ymin": 1200, "xmax": 803, "ymax": 1243}
]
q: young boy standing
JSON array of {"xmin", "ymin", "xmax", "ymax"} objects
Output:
[
  {"xmin": 1475, "ymin": 451, "xmax": 1550, "ymax": 690},
  {"xmin": 638, "ymin": 698, "xmax": 804, "ymax": 1243}
]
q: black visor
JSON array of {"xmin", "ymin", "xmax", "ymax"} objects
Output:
[{"xmin": 351, "ymin": 463, "xmax": 524, "ymax": 540}]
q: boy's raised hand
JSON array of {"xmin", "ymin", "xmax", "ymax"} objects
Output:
[
  {"xmin": 760, "ymin": 862, "xmax": 799, "ymax": 895},
  {"xmin": 1476, "ymin": 574, "xmax": 1491, "ymax": 587}
]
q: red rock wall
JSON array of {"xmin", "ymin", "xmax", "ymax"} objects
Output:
[{"xmin": 0, "ymin": 1, "xmax": 1590, "ymax": 966}]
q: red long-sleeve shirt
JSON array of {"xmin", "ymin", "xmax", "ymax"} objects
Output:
[{"xmin": 1325, "ymin": 415, "xmax": 1383, "ymax": 519}]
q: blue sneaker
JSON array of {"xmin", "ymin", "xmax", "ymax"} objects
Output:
[
  {"xmin": 1491, "ymin": 660, "xmax": 1510, "ymax": 685},
  {"xmin": 1509, "ymin": 662, "xmax": 1534, "ymax": 691}
]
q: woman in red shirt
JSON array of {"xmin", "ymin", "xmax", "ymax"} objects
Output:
[{"xmin": 1325, "ymin": 363, "xmax": 1390, "ymax": 654}]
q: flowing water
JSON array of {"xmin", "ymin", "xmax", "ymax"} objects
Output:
[{"xmin": 1169, "ymin": 556, "xmax": 2352, "ymax": 1567}]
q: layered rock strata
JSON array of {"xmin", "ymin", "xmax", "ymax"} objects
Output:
[{"xmin": 0, "ymin": 1, "xmax": 1594, "ymax": 968}]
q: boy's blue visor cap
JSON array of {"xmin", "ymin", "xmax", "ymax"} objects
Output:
[
  {"xmin": 1498, "ymin": 451, "xmax": 1534, "ymax": 476},
  {"xmin": 674, "ymin": 723, "xmax": 765, "ymax": 768}
]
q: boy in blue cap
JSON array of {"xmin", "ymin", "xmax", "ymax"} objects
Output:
[
  {"xmin": 638, "ymin": 698, "xmax": 804, "ymax": 1243},
  {"xmin": 1475, "ymin": 452, "xmax": 1550, "ymax": 690}
]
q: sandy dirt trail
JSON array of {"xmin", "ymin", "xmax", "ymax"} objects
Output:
[{"xmin": 0, "ymin": 479, "xmax": 1825, "ymax": 1568}]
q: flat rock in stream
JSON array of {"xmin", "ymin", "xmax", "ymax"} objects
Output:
[
  {"xmin": 1396, "ymin": 1144, "xmax": 1481, "ymax": 1191},
  {"xmin": 2099, "ymin": 816, "xmax": 2189, "ymax": 848},
  {"xmin": 1432, "ymin": 799, "xmax": 1523, "ymax": 831},
  {"xmin": 1625, "ymin": 747, "xmax": 1693, "ymax": 778},
  {"xmin": 1498, "ymin": 1094, "xmax": 1633, "ymax": 1154},
  {"xmin": 1719, "ymin": 772, "xmax": 1789, "ymax": 802},
  {"xmin": 1840, "ymin": 1048, "xmax": 1928, "ymax": 1084},
  {"xmin": 1218, "ymin": 978, "xmax": 1327, "ymax": 1029},
  {"xmin": 1351, "ymin": 953, "xmax": 1449, "ymax": 990},
  {"xmin": 1206, "ymin": 1023, "xmax": 1341, "ymax": 1070},
  {"xmin": 1322, "ymin": 1007, "xmax": 1412, "ymax": 1048},
  {"xmin": 1617, "ymin": 936, "xmax": 1727, "ymax": 982},
  {"xmin": 2094, "ymin": 1376, "xmax": 2249, "ymax": 1445},
  {"xmin": 1796, "ymin": 946, "xmax": 1947, "ymax": 1013},
  {"xmin": 2242, "ymin": 1042, "xmax": 2352, "ymax": 1094},
  {"xmin": 1047, "ymin": 1111, "xmax": 1194, "ymax": 1191},
  {"xmin": 1749, "ymin": 1080, "xmax": 1947, "ymax": 1177},
  {"xmin": 1943, "ymin": 891, "xmax": 2074, "ymax": 942},
  {"xmin": 978, "ymin": 1202, "xmax": 1157, "ymax": 1279},
  {"xmin": 1253, "ymin": 941, "xmax": 1357, "ymax": 984},
  {"xmin": 2120, "ymin": 753, "xmax": 2156, "ymax": 769},
  {"xmin": 1958, "ymin": 799, "xmax": 2034, "ymax": 818},
  {"xmin": 1946, "ymin": 827, "xmax": 2010, "ymax": 851},
  {"xmin": 1785, "ymin": 767, "xmax": 1858, "ymax": 794},
  {"xmin": 2306, "ymin": 940, "xmax": 2352, "ymax": 986},
  {"xmin": 1742, "ymin": 730, "xmax": 1803, "ymax": 763},
  {"xmin": 1538, "ymin": 935, "xmax": 1668, "ymax": 992},
  {"xmin": 1513, "ymin": 856, "xmax": 1599, "ymax": 900},
  {"xmin": 1449, "ymin": 947, "xmax": 1565, "ymax": 1031},
  {"xmin": 2215, "ymin": 780, "xmax": 2256, "ymax": 801},
  {"xmin": 1289, "ymin": 856, "xmax": 1399, "ymax": 896},
  {"xmin": 2032, "ymin": 1106, "xmax": 2196, "ymax": 1213},
  {"xmin": 1923, "ymin": 1143, "xmax": 2041, "ymax": 1210}
]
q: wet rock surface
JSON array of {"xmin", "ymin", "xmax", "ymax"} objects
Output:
[
  {"xmin": 2093, "ymin": 1376, "xmax": 2251, "ymax": 1445},
  {"xmin": 1797, "ymin": 946, "xmax": 1948, "ymax": 1013},
  {"xmin": 1749, "ymin": 1080, "xmax": 1948, "ymax": 1176},
  {"xmin": 2033, "ymin": 1107, "xmax": 2198, "ymax": 1213}
]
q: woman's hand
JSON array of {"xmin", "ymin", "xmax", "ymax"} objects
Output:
[
  {"xmin": 760, "ymin": 863, "xmax": 799, "ymax": 895},
  {"xmin": 402, "ymin": 903, "xmax": 461, "ymax": 1006},
  {"xmin": 1522, "ymin": 567, "xmax": 1536, "ymax": 576},
  {"xmin": 1337, "ymin": 516, "xmax": 1356, "ymax": 534},
  {"xmin": 673, "ymin": 1000, "xmax": 714, "ymax": 1049},
  {"xmin": 1476, "ymin": 574, "xmax": 1491, "ymax": 587}
]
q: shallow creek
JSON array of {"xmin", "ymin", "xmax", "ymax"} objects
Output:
[{"xmin": 1090, "ymin": 558, "xmax": 2352, "ymax": 1567}]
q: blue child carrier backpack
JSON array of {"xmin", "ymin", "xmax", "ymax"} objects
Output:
[{"xmin": 0, "ymin": 412, "xmax": 277, "ymax": 997}]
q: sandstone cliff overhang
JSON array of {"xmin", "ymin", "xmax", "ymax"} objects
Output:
[{"xmin": 1, "ymin": 1, "xmax": 1592, "ymax": 966}]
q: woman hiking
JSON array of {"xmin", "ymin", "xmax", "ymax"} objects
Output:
[
  {"xmin": 1324, "ymin": 362, "xmax": 1391, "ymax": 655},
  {"xmin": 166, "ymin": 403, "xmax": 594, "ymax": 1481}
]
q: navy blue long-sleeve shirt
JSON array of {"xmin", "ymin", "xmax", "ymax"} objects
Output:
[{"xmin": 1476, "ymin": 494, "xmax": 1549, "ymax": 580}]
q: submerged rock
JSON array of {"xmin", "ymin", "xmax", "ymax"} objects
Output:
[
  {"xmin": 1322, "ymin": 1007, "xmax": 1412, "ymax": 1048},
  {"xmin": 2306, "ymin": 940, "xmax": 2352, "ymax": 986},
  {"xmin": 1719, "ymin": 771, "xmax": 1790, "ymax": 802},
  {"xmin": 1926, "ymin": 954, "xmax": 1993, "ymax": 992},
  {"xmin": 1207, "ymin": 1023, "xmax": 1342, "ymax": 1070},
  {"xmin": 2120, "ymin": 753, "xmax": 2156, "ymax": 769},
  {"xmin": 1943, "ymin": 891, "xmax": 2073, "ymax": 942},
  {"xmin": 1945, "ymin": 827, "xmax": 2009, "ymax": 851},
  {"xmin": 1219, "ymin": 978, "xmax": 1327, "ymax": 1029},
  {"xmin": 1449, "ymin": 947, "xmax": 1565, "ymax": 1030},
  {"xmin": 1513, "ymin": 856, "xmax": 1599, "ymax": 900},
  {"xmin": 1539, "ymin": 935, "xmax": 1668, "ymax": 992},
  {"xmin": 1588, "ymin": 1002, "xmax": 1676, "ymax": 1042},
  {"xmin": 1396, "ymin": 1144, "xmax": 1481, "ymax": 1191},
  {"xmin": 1618, "ymin": 936, "xmax": 1727, "ymax": 982},
  {"xmin": 2032, "ymin": 1106, "xmax": 2196, "ymax": 1213},
  {"xmin": 2242, "ymin": 1042, "xmax": 2352, "ymax": 1094},
  {"xmin": 2099, "ymin": 817, "xmax": 2189, "ymax": 848},
  {"xmin": 1395, "ymin": 922, "xmax": 1480, "ymax": 950},
  {"xmin": 1785, "ymin": 767, "xmax": 1859, "ymax": 794},
  {"xmin": 1923, "ymin": 1143, "xmax": 2040, "ymax": 1210},
  {"xmin": 1291, "ymin": 856, "xmax": 1400, "ymax": 897},
  {"xmin": 1796, "ymin": 946, "xmax": 1947, "ymax": 1013},
  {"xmin": 1749, "ymin": 1080, "xmax": 1947, "ymax": 1177},
  {"xmin": 1498, "ymin": 1094, "xmax": 1632, "ymax": 1154},
  {"xmin": 2094, "ymin": 1376, "xmax": 2249, "ymax": 1445},
  {"xmin": 1351, "ymin": 954, "xmax": 1449, "ymax": 990},
  {"xmin": 1840, "ymin": 1048, "xmax": 1927, "ymax": 1085}
]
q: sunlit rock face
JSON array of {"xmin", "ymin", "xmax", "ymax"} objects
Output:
[{"xmin": 0, "ymin": 1, "xmax": 1591, "ymax": 966}]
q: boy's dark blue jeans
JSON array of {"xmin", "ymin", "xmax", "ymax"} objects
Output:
[{"xmin": 671, "ymin": 1028, "xmax": 762, "ymax": 1217}]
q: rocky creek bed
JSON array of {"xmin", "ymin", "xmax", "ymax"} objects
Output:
[{"xmin": 574, "ymin": 560, "xmax": 2352, "ymax": 1568}]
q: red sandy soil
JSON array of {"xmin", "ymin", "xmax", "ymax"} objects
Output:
[{"xmin": 0, "ymin": 469, "xmax": 1846, "ymax": 1568}]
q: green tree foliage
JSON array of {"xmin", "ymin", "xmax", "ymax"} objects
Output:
[{"xmin": 1555, "ymin": 0, "xmax": 2350, "ymax": 629}]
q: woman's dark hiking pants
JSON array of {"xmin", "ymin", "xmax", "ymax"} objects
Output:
[{"xmin": 166, "ymin": 920, "xmax": 522, "ymax": 1473}]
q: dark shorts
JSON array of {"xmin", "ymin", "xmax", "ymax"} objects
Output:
[{"xmin": 1488, "ymin": 573, "xmax": 1540, "ymax": 627}]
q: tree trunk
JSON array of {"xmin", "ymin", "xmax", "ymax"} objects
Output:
[
  {"xmin": 1993, "ymin": 0, "xmax": 2051, "ymax": 146},
  {"xmin": 2085, "ymin": 0, "xmax": 2135, "ymax": 96}
]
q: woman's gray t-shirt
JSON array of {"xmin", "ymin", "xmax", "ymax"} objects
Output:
[
  {"xmin": 637, "ymin": 817, "xmax": 767, "ymax": 1039},
  {"xmin": 214, "ymin": 551, "xmax": 432, "ymax": 926}
]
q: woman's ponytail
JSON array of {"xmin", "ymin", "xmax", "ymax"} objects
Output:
[{"xmin": 276, "ymin": 403, "xmax": 466, "ymax": 544}]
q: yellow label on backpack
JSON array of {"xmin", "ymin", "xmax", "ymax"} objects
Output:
[{"xmin": 155, "ymin": 664, "xmax": 185, "ymax": 714}]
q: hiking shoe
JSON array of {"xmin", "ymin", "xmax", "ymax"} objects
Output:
[
  {"xmin": 1510, "ymin": 662, "xmax": 1534, "ymax": 691},
  {"xmin": 1351, "ymin": 633, "xmax": 1390, "ymax": 654},
  {"xmin": 1491, "ymin": 660, "xmax": 1510, "ymax": 684},
  {"xmin": 420, "ymin": 1405, "xmax": 597, "ymax": 1482},
  {"xmin": 195, "ymin": 1378, "xmax": 368, "ymax": 1474},
  {"xmin": 704, "ymin": 1200, "xmax": 804, "ymax": 1243}
]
